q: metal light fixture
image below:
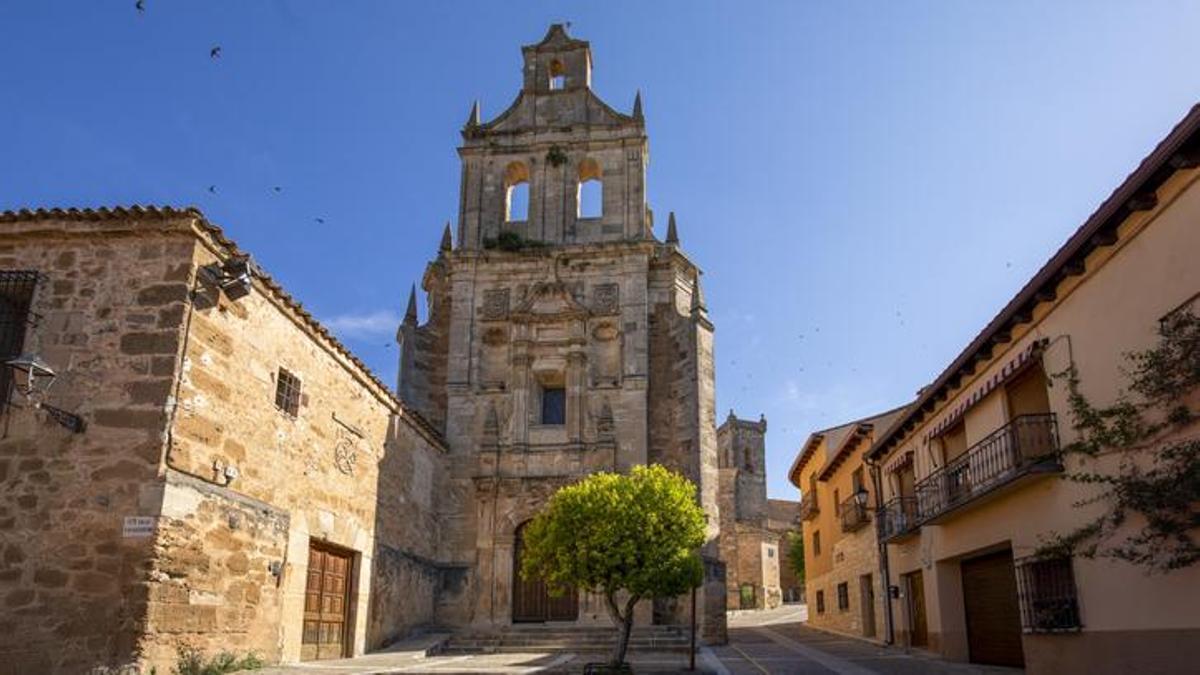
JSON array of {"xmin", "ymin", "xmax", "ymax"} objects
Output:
[
  {"xmin": 6, "ymin": 352, "xmax": 57, "ymax": 399},
  {"xmin": 5, "ymin": 352, "xmax": 85, "ymax": 433},
  {"xmin": 199, "ymin": 256, "xmax": 257, "ymax": 301},
  {"xmin": 853, "ymin": 486, "xmax": 870, "ymax": 509}
]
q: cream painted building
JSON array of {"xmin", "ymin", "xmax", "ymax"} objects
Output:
[
  {"xmin": 866, "ymin": 105, "xmax": 1200, "ymax": 672},
  {"xmin": 790, "ymin": 406, "xmax": 906, "ymax": 641}
]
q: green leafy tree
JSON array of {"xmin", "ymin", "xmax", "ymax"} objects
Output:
[
  {"xmin": 520, "ymin": 464, "xmax": 706, "ymax": 668},
  {"xmin": 787, "ymin": 531, "xmax": 805, "ymax": 583}
]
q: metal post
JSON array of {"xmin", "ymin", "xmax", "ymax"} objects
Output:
[
  {"xmin": 690, "ymin": 585, "xmax": 697, "ymax": 671},
  {"xmin": 866, "ymin": 456, "xmax": 895, "ymax": 645}
]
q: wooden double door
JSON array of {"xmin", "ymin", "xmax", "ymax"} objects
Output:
[
  {"xmin": 302, "ymin": 541, "xmax": 353, "ymax": 660},
  {"xmin": 512, "ymin": 523, "xmax": 578, "ymax": 622}
]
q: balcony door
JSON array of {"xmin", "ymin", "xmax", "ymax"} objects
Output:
[
  {"xmin": 940, "ymin": 422, "xmax": 971, "ymax": 503},
  {"xmin": 1006, "ymin": 367, "xmax": 1051, "ymax": 419},
  {"xmin": 1006, "ymin": 368, "xmax": 1054, "ymax": 461}
]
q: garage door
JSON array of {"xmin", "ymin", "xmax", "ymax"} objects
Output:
[{"xmin": 961, "ymin": 549, "xmax": 1025, "ymax": 668}]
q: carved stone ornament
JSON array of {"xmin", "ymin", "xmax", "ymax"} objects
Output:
[
  {"xmin": 592, "ymin": 322, "xmax": 619, "ymax": 341},
  {"xmin": 592, "ymin": 283, "xmax": 620, "ymax": 314},
  {"xmin": 333, "ymin": 430, "xmax": 363, "ymax": 476},
  {"xmin": 482, "ymin": 288, "xmax": 510, "ymax": 320},
  {"xmin": 597, "ymin": 400, "xmax": 615, "ymax": 438}
]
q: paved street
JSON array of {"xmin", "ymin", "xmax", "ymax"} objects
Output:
[
  {"xmin": 249, "ymin": 605, "xmax": 1020, "ymax": 674},
  {"xmin": 711, "ymin": 605, "xmax": 1018, "ymax": 674}
]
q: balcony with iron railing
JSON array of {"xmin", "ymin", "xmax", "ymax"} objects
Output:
[
  {"xmin": 838, "ymin": 494, "xmax": 871, "ymax": 532},
  {"xmin": 877, "ymin": 496, "xmax": 919, "ymax": 542},
  {"xmin": 914, "ymin": 413, "xmax": 1062, "ymax": 525},
  {"xmin": 799, "ymin": 491, "xmax": 819, "ymax": 521}
]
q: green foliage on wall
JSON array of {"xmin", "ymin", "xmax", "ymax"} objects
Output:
[
  {"xmin": 787, "ymin": 531, "xmax": 806, "ymax": 583},
  {"xmin": 1038, "ymin": 310, "xmax": 1200, "ymax": 572},
  {"xmin": 482, "ymin": 230, "xmax": 549, "ymax": 252}
]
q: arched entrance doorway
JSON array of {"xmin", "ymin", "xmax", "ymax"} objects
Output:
[{"xmin": 512, "ymin": 521, "xmax": 578, "ymax": 622}]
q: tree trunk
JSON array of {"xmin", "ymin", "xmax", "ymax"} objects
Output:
[{"xmin": 604, "ymin": 591, "xmax": 640, "ymax": 668}]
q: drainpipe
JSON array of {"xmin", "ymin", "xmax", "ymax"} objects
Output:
[{"xmin": 865, "ymin": 455, "xmax": 894, "ymax": 646}]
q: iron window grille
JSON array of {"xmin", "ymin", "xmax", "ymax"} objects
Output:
[
  {"xmin": 0, "ymin": 271, "xmax": 43, "ymax": 409},
  {"xmin": 815, "ymin": 590, "xmax": 825, "ymax": 614},
  {"xmin": 275, "ymin": 368, "xmax": 302, "ymax": 417},
  {"xmin": 1015, "ymin": 555, "xmax": 1082, "ymax": 633},
  {"xmin": 837, "ymin": 582, "xmax": 849, "ymax": 611}
]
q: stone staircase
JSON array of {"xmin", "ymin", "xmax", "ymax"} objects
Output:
[{"xmin": 439, "ymin": 624, "xmax": 692, "ymax": 654}]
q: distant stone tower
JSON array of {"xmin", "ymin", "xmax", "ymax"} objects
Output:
[
  {"xmin": 717, "ymin": 412, "xmax": 782, "ymax": 610},
  {"xmin": 397, "ymin": 25, "xmax": 726, "ymax": 641}
]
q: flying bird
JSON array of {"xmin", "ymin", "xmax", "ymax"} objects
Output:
[
  {"xmin": 210, "ymin": 46, "xmax": 222, "ymax": 59},
  {"xmin": 207, "ymin": 185, "xmax": 217, "ymax": 194},
  {"xmin": 135, "ymin": 0, "xmax": 145, "ymax": 13},
  {"xmin": 314, "ymin": 217, "xmax": 325, "ymax": 224},
  {"xmin": 273, "ymin": 186, "xmax": 282, "ymax": 193}
]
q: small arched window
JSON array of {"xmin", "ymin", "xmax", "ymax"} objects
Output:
[
  {"xmin": 504, "ymin": 161, "xmax": 530, "ymax": 222},
  {"xmin": 577, "ymin": 158, "xmax": 602, "ymax": 219},
  {"xmin": 549, "ymin": 59, "xmax": 566, "ymax": 90}
]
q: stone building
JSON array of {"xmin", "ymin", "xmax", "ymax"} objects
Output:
[
  {"xmin": 766, "ymin": 499, "xmax": 802, "ymax": 603},
  {"xmin": 0, "ymin": 207, "xmax": 445, "ymax": 674},
  {"xmin": 715, "ymin": 412, "xmax": 781, "ymax": 610},
  {"xmin": 865, "ymin": 105, "xmax": 1200, "ymax": 672},
  {"xmin": 0, "ymin": 24, "xmax": 741, "ymax": 674},
  {"xmin": 395, "ymin": 24, "xmax": 726, "ymax": 641},
  {"xmin": 788, "ymin": 406, "xmax": 906, "ymax": 641}
]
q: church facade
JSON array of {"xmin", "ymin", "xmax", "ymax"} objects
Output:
[{"xmin": 396, "ymin": 24, "xmax": 727, "ymax": 640}]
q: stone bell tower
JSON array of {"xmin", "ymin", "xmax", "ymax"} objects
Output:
[
  {"xmin": 457, "ymin": 24, "xmax": 651, "ymax": 249},
  {"xmin": 397, "ymin": 24, "xmax": 726, "ymax": 642}
]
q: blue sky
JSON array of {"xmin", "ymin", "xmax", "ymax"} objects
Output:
[{"xmin": 3, "ymin": 2, "xmax": 1199, "ymax": 498}]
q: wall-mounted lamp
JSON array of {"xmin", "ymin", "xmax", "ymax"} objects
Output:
[
  {"xmin": 199, "ymin": 255, "xmax": 257, "ymax": 301},
  {"xmin": 853, "ymin": 486, "xmax": 870, "ymax": 509},
  {"xmin": 5, "ymin": 352, "xmax": 85, "ymax": 433}
]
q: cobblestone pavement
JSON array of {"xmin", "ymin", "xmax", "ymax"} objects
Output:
[{"xmin": 248, "ymin": 605, "xmax": 1022, "ymax": 674}]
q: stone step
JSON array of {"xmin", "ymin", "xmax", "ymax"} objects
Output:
[
  {"xmin": 444, "ymin": 639, "xmax": 689, "ymax": 648},
  {"xmin": 441, "ymin": 643, "xmax": 693, "ymax": 655},
  {"xmin": 439, "ymin": 624, "xmax": 694, "ymax": 655},
  {"xmin": 455, "ymin": 628, "xmax": 687, "ymax": 637},
  {"xmin": 441, "ymin": 639, "xmax": 692, "ymax": 655}
]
